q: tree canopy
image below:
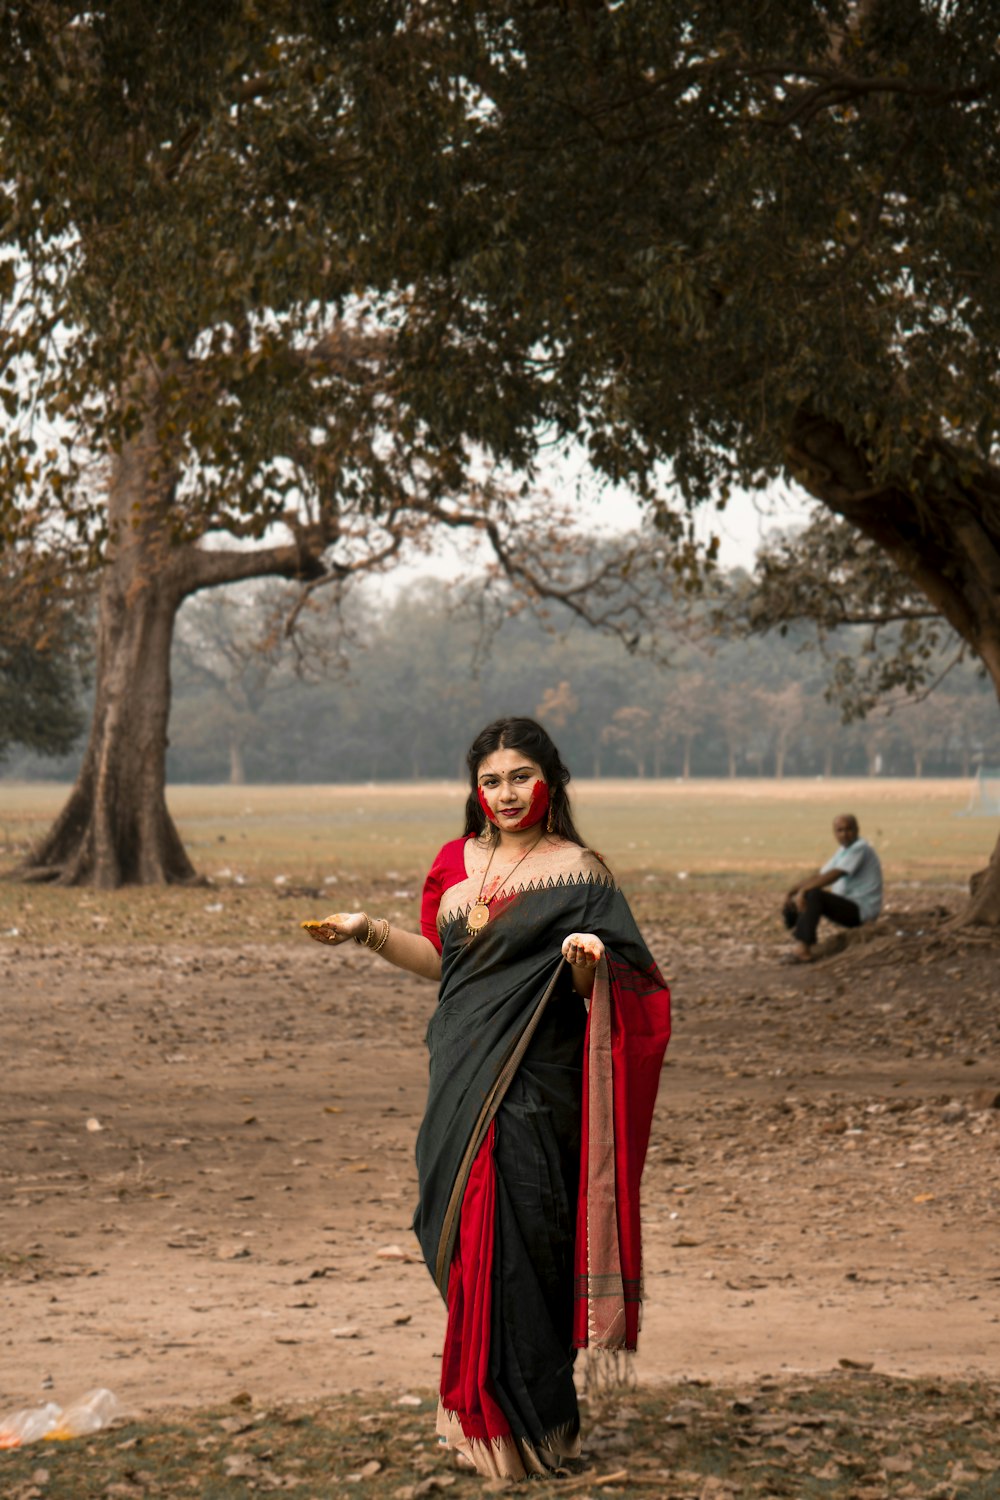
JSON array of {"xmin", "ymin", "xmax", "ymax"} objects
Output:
[
  {"xmin": 325, "ymin": 1, "xmax": 1000, "ymax": 691},
  {"xmin": 5, "ymin": 1, "xmax": 1000, "ymax": 637}
]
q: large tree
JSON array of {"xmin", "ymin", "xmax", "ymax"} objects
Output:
[
  {"xmin": 320, "ymin": 0, "xmax": 1000, "ymax": 922},
  {"xmin": 0, "ymin": 2, "xmax": 410, "ymax": 884},
  {"xmin": 0, "ymin": 2, "xmax": 661, "ymax": 886}
]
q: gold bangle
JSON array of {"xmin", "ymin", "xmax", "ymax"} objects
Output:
[{"xmin": 354, "ymin": 914, "xmax": 389, "ymax": 952}]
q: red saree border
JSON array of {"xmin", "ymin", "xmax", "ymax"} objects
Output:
[{"xmin": 439, "ymin": 1121, "xmax": 509, "ymax": 1443}]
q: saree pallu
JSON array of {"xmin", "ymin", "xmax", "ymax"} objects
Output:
[{"xmin": 414, "ymin": 870, "xmax": 670, "ymax": 1479}]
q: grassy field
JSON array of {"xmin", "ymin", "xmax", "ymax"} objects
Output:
[
  {"xmin": 2, "ymin": 1377, "xmax": 998, "ymax": 1500},
  {"xmin": 0, "ymin": 778, "xmax": 994, "ymax": 946}
]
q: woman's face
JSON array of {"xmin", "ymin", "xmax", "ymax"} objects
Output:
[{"xmin": 476, "ymin": 748, "xmax": 549, "ymax": 833}]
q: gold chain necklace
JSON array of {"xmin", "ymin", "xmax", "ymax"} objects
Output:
[{"xmin": 467, "ymin": 834, "xmax": 544, "ymax": 934}]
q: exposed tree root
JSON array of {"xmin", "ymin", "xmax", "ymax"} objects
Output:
[{"xmin": 815, "ymin": 907, "xmax": 1000, "ymax": 974}]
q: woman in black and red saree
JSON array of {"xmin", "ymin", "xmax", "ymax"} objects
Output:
[{"xmin": 304, "ymin": 717, "xmax": 670, "ymax": 1480}]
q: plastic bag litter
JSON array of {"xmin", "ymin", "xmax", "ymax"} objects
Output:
[
  {"xmin": 0, "ymin": 1402, "xmax": 61, "ymax": 1449},
  {"xmin": 0, "ymin": 1389, "xmax": 119, "ymax": 1448}
]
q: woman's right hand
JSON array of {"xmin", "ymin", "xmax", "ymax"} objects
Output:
[{"xmin": 302, "ymin": 912, "xmax": 368, "ymax": 946}]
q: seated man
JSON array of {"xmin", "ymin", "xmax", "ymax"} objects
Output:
[{"xmin": 783, "ymin": 814, "xmax": 883, "ymax": 962}]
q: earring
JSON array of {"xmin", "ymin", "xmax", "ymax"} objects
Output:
[{"xmin": 547, "ymin": 805, "xmax": 556, "ymax": 835}]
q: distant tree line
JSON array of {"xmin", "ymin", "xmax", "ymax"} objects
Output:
[{"xmin": 7, "ymin": 575, "xmax": 996, "ymax": 785}]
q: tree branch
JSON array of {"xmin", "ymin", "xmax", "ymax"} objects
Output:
[{"xmin": 186, "ymin": 532, "xmax": 330, "ymax": 595}]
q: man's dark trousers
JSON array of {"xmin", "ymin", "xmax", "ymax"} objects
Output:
[{"xmin": 783, "ymin": 889, "xmax": 862, "ymax": 947}]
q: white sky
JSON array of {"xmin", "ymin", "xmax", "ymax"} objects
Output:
[
  {"xmin": 708, "ymin": 485, "xmax": 812, "ymax": 566},
  {"xmin": 582, "ymin": 480, "xmax": 814, "ymax": 569}
]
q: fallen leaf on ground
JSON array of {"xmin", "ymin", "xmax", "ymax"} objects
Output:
[
  {"xmin": 884, "ymin": 1454, "xmax": 914, "ymax": 1474},
  {"xmin": 224, "ymin": 1453, "xmax": 264, "ymax": 1478}
]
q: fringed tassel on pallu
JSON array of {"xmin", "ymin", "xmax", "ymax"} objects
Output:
[
  {"xmin": 437, "ymin": 1121, "xmax": 582, "ymax": 1481},
  {"xmin": 584, "ymin": 1346, "xmax": 637, "ymax": 1402}
]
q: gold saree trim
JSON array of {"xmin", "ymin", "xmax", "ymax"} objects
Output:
[
  {"xmin": 436, "ymin": 1400, "xmax": 581, "ymax": 1480},
  {"xmin": 583, "ymin": 955, "xmax": 628, "ymax": 1348},
  {"xmin": 435, "ymin": 842, "xmax": 616, "ymax": 935}
]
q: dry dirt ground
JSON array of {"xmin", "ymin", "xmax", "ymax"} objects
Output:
[{"xmin": 2, "ymin": 891, "xmax": 1000, "ymax": 1429}]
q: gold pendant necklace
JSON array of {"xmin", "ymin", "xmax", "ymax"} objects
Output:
[
  {"xmin": 466, "ymin": 834, "xmax": 543, "ymax": 935},
  {"xmin": 466, "ymin": 900, "xmax": 491, "ymax": 932}
]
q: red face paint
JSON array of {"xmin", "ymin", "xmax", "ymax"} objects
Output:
[
  {"xmin": 519, "ymin": 778, "xmax": 550, "ymax": 830},
  {"xmin": 478, "ymin": 778, "xmax": 550, "ymax": 830}
]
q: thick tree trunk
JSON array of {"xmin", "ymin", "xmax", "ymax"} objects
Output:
[
  {"xmin": 14, "ymin": 420, "xmax": 194, "ymax": 886},
  {"xmin": 681, "ymin": 737, "xmax": 692, "ymax": 779},
  {"xmin": 20, "ymin": 576, "xmax": 193, "ymax": 885},
  {"xmin": 965, "ymin": 839, "xmax": 1000, "ymax": 925},
  {"xmin": 787, "ymin": 407, "xmax": 1000, "ymax": 924}
]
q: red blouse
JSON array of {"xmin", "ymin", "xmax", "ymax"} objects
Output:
[{"xmin": 420, "ymin": 837, "xmax": 471, "ymax": 953}]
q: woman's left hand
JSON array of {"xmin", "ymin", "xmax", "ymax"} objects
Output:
[{"xmin": 561, "ymin": 932, "xmax": 604, "ymax": 967}]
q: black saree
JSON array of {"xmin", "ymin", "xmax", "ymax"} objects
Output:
[{"xmin": 414, "ymin": 844, "xmax": 670, "ymax": 1480}]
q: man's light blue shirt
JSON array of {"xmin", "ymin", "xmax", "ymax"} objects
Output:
[{"xmin": 821, "ymin": 837, "xmax": 883, "ymax": 923}]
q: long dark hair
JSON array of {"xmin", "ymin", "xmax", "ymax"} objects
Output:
[{"xmin": 462, "ymin": 716, "xmax": 586, "ymax": 845}]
